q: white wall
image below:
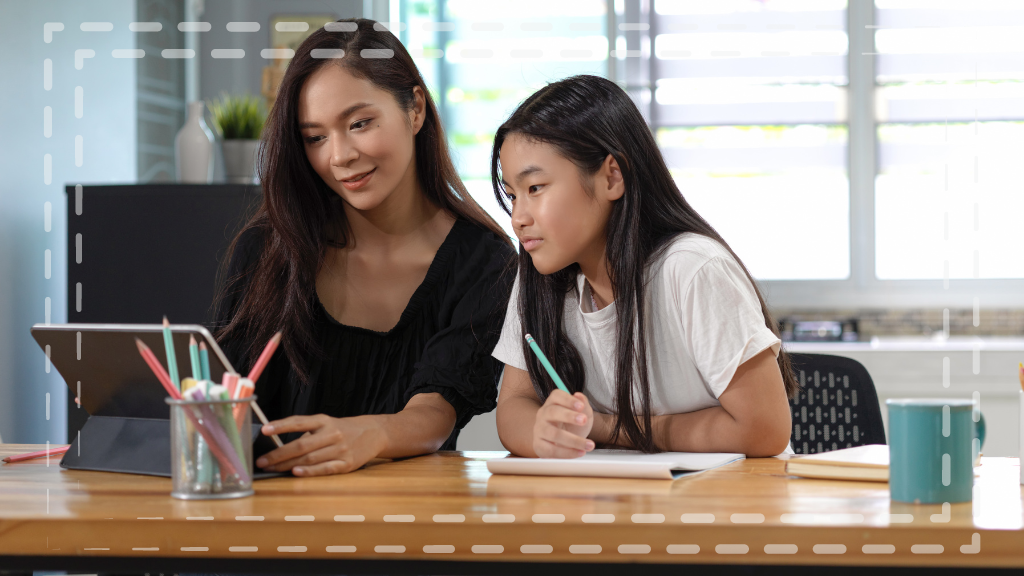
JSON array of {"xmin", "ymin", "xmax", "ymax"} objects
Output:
[{"xmin": 0, "ymin": 0, "xmax": 137, "ymax": 443}]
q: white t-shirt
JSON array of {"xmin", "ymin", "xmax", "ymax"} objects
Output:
[{"xmin": 492, "ymin": 233, "xmax": 790, "ymax": 452}]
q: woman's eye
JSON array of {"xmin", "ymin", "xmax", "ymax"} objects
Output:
[
  {"xmin": 303, "ymin": 135, "xmax": 324, "ymax": 145},
  {"xmin": 505, "ymin": 192, "xmax": 516, "ymax": 202},
  {"xmin": 351, "ymin": 118, "xmax": 373, "ymax": 130},
  {"xmin": 528, "ymin": 185, "xmax": 541, "ymax": 193}
]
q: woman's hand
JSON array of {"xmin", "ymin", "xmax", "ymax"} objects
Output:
[
  {"xmin": 533, "ymin": 390, "xmax": 596, "ymax": 458},
  {"xmin": 255, "ymin": 414, "xmax": 387, "ymax": 476}
]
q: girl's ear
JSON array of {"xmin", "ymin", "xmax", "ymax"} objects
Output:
[
  {"xmin": 410, "ymin": 86, "xmax": 427, "ymax": 135},
  {"xmin": 600, "ymin": 154, "xmax": 625, "ymax": 202}
]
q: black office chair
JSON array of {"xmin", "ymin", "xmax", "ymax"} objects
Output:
[{"xmin": 787, "ymin": 353, "xmax": 886, "ymax": 454}]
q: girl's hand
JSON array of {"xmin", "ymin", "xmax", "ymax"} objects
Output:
[
  {"xmin": 255, "ymin": 414, "xmax": 387, "ymax": 476},
  {"xmin": 533, "ymin": 390, "xmax": 595, "ymax": 458}
]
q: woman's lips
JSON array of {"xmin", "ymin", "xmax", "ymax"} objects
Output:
[
  {"xmin": 340, "ymin": 168, "xmax": 375, "ymax": 191},
  {"xmin": 521, "ymin": 238, "xmax": 543, "ymax": 251}
]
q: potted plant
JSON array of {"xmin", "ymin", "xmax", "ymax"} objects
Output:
[{"xmin": 208, "ymin": 93, "xmax": 266, "ymax": 184}]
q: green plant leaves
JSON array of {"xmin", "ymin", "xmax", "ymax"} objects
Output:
[{"xmin": 208, "ymin": 93, "xmax": 266, "ymax": 140}]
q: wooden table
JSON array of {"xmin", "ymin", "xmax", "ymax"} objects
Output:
[{"xmin": 1, "ymin": 444, "xmax": 1023, "ymax": 574}]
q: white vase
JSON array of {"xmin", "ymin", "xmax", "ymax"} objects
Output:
[
  {"xmin": 222, "ymin": 139, "xmax": 260, "ymax": 184},
  {"xmin": 175, "ymin": 101, "xmax": 215, "ymax": 183}
]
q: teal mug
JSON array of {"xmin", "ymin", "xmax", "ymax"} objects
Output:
[{"xmin": 887, "ymin": 399, "xmax": 985, "ymax": 504}]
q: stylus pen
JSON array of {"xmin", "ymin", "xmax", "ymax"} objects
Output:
[{"xmin": 524, "ymin": 334, "xmax": 571, "ymax": 394}]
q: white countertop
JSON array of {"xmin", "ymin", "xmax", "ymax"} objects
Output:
[{"xmin": 784, "ymin": 336, "xmax": 1024, "ymax": 353}]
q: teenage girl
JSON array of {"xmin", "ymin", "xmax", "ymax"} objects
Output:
[
  {"xmin": 490, "ymin": 75, "xmax": 797, "ymax": 458},
  {"xmin": 215, "ymin": 19, "xmax": 514, "ymax": 476}
]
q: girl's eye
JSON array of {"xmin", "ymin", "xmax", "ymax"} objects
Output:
[
  {"xmin": 528, "ymin": 184, "xmax": 542, "ymax": 193},
  {"xmin": 303, "ymin": 135, "xmax": 324, "ymax": 145},
  {"xmin": 505, "ymin": 192, "xmax": 516, "ymax": 202},
  {"xmin": 351, "ymin": 118, "xmax": 373, "ymax": 130}
]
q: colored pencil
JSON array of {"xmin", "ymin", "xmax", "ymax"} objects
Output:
[
  {"xmin": 135, "ymin": 338, "xmax": 181, "ymax": 400},
  {"xmin": 222, "ymin": 372, "xmax": 239, "ymax": 400},
  {"xmin": 524, "ymin": 333, "xmax": 571, "ymax": 394},
  {"xmin": 2, "ymin": 445, "xmax": 69, "ymax": 463},
  {"xmin": 200, "ymin": 385, "xmax": 248, "ymax": 472},
  {"xmin": 247, "ymin": 331, "xmax": 282, "ymax": 383},
  {"xmin": 182, "ymin": 387, "xmax": 247, "ymax": 481},
  {"xmin": 199, "ymin": 342, "xmax": 211, "ymax": 381},
  {"xmin": 162, "ymin": 316, "xmax": 180, "ymax": 389},
  {"xmin": 181, "ymin": 377, "xmax": 215, "ymax": 486},
  {"xmin": 188, "ymin": 335, "xmax": 202, "ymax": 380},
  {"xmin": 232, "ymin": 376, "xmax": 283, "ymax": 447},
  {"xmin": 136, "ymin": 338, "xmax": 245, "ymax": 479}
]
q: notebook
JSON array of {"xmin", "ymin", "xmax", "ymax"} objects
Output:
[
  {"xmin": 486, "ymin": 449, "xmax": 745, "ymax": 480},
  {"xmin": 785, "ymin": 444, "xmax": 889, "ymax": 482}
]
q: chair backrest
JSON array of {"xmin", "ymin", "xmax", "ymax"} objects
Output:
[{"xmin": 787, "ymin": 353, "xmax": 886, "ymax": 454}]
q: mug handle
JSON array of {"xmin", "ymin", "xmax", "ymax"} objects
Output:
[{"xmin": 973, "ymin": 412, "xmax": 986, "ymax": 466}]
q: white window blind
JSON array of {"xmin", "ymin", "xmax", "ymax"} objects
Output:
[
  {"xmin": 650, "ymin": 0, "xmax": 850, "ymax": 280},
  {"xmin": 874, "ymin": 0, "xmax": 1024, "ymax": 280}
]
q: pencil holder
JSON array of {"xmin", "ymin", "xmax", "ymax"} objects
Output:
[{"xmin": 166, "ymin": 396, "xmax": 254, "ymax": 499}]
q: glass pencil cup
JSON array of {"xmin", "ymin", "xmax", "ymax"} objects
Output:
[{"xmin": 166, "ymin": 396, "xmax": 255, "ymax": 500}]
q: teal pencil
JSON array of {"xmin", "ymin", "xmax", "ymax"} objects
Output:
[
  {"xmin": 162, "ymin": 316, "xmax": 180, "ymax": 389},
  {"xmin": 188, "ymin": 335, "xmax": 202, "ymax": 381},
  {"xmin": 524, "ymin": 334, "xmax": 571, "ymax": 394},
  {"xmin": 199, "ymin": 342, "xmax": 212, "ymax": 381}
]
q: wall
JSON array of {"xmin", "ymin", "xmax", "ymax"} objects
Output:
[
  {"xmin": 196, "ymin": 0, "xmax": 364, "ymax": 105},
  {"xmin": 0, "ymin": 0, "xmax": 138, "ymax": 443}
]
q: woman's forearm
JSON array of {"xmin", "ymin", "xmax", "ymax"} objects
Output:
[{"xmin": 375, "ymin": 393, "xmax": 457, "ymax": 459}]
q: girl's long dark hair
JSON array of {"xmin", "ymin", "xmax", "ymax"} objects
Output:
[
  {"xmin": 491, "ymin": 75, "xmax": 798, "ymax": 452},
  {"xmin": 215, "ymin": 18, "xmax": 509, "ymax": 382}
]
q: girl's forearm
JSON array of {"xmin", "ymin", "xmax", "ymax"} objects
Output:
[
  {"xmin": 653, "ymin": 406, "xmax": 785, "ymax": 456},
  {"xmin": 588, "ymin": 412, "xmax": 623, "ymax": 447},
  {"xmin": 496, "ymin": 395, "xmax": 543, "ymax": 457}
]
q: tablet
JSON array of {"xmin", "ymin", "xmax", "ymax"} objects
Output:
[
  {"xmin": 31, "ymin": 323, "xmax": 236, "ymax": 420},
  {"xmin": 29, "ymin": 323, "xmax": 284, "ymax": 479}
]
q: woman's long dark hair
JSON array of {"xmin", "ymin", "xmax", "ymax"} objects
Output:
[
  {"xmin": 491, "ymin": 75, "xmax": 798, "ymax": 452},
  {"xmin": 215, "ymin": 18, "xmax": 509, "ymax": 382}
]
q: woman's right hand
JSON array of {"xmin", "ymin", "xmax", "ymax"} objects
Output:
[{"xmin": 533, "ymin": 390, "xmax": 595, "ymax": 458}]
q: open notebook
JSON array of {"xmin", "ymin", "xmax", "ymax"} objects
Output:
[{"xmin": 486, "ymin": 449, "xmax": 745, "ymax": 480}]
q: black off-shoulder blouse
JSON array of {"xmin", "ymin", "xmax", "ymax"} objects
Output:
[{"xmin": 215, "ymin": 218, "xmax": 515, "ymax": 450}]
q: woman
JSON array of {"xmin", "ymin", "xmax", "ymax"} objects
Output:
[{"xmin": 214, "ymin": 19, "xmax": 515, "ymax": 476}]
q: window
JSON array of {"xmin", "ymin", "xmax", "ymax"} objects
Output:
[
  {"xmin": 397, "ymin": 0, "xmax": 1024, "ymax": 305},
  {"xmin": 404, "ymin": 0, "xmax": 609, "ymax": 240},
  {"xmin": 874, "ymin": 0, "xmax": 1024, "ymax": 281},
  {"xmin": 649, "ymin": 0, "xmax": 850, "ymax": 280}
]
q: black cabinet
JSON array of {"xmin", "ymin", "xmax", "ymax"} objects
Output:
[{"xmin": 65, "ymin": 184, "xmax": 260, "ymax": 441}]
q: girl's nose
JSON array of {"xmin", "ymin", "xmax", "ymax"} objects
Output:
[{"xmin": 510, "ymin": 198, "xmax": 533, "ymax": 228}]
